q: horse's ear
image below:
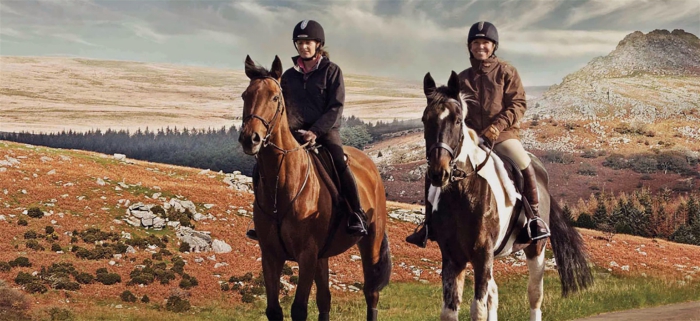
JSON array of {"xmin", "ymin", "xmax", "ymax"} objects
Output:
[
  {"xmin": 270, "ymin": 55, "xmax": 283, "ymax": 80},
  {"xmin": 423, "ymin": 72, "xmax": 436, "ymax": 98},
  {"xmin": 245, "ymin": 55, "xmax": 259, "ymax": 80},
  {"xmin": 447, "ymin": 71, "xmax": 460, "ymax": 97}
]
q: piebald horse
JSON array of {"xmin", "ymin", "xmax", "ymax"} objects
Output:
[
  {"xmin": 238, "ymin": 56, "xmax": 391, "ymax": 321},
  {"xmin": 421, "ymin": 71, "xmax": 593, "ymax": 321}
]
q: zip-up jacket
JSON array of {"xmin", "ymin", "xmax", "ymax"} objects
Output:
[
  {"xmin": 458, "ymin": 57, "xmax": 527, "ymax": 144},
  {"xmin": 281, "ymin": 56, "xmax": 345, "ymax": 137}
]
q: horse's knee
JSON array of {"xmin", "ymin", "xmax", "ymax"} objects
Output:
[
  {"xmin": 291, "ymin": 302, "xmax": 308, "ymax": 321},
  {"xmin": 266, "ymin": 306, "xmax": 284, "ymax": 321}
]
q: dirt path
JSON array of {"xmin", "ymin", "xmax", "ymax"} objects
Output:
[{"xmin": 573, "ymin": 301, "xmax": 700, "ymax": 321}]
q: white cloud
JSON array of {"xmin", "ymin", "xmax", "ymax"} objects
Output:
[
  {"xmin": 503, "ymin": 29, "xmax": 631, "ymax": 57},
  {"xmin": 122, "ymin": 22, "xmax": 169, "ymax": 44},
  {"xmin": 52, "ymin": 33, "xmax": 101, "ymax": 47},
  {"xmin": 0, "ymin": 27, "xmax": 26, "ymax": 38}
]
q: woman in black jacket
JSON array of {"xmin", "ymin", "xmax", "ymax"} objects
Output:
[{"xmin": 246, "ymin": 20, "xmax": 367, "ymax": 240}]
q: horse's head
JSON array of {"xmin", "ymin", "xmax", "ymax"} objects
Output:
[
  {"xmin": 422, "ymin": 71, "xmax": 469, "ymax": 187},
  {"xmin": 238, "ymin": 55, "xmax": 284, "ymax": 155}
]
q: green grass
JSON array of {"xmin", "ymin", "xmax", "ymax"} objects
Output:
[{"xmin": 49, "ymin": 272, "xmax": 699, "ymax": 321}]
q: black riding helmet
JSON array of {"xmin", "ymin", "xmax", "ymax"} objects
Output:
[
  {"xmin": 467, "ymin": 21, "xmax": 499, "ymax": 57},
  {"xmin": 293, "ymin": 19, "xmax": 325, "ymax": 45}
]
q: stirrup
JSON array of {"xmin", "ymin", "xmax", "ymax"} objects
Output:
[
  {"xmin": 527, "ymin": 217, "xmax": 551, "ymax": 241},
  {"xmin": 347, "ymin": 211, "xmax": 368, "ymax": 236},
  {"xmin": 245, "ymin": 220, "xmax": 258, "ymax": 241}
]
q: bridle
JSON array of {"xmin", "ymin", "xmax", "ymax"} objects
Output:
[
  {"xmin": 425, "ymin": 98, "xmax": 492, "ymax": 182},
  {"xmin": 241, "ymin": 76, "xmax": 311, "ymax": 217}
]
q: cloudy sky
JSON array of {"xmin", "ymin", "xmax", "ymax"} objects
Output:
[{"xmin": 1, "ymin": 0, "xmax": 698, "ymax": 86}]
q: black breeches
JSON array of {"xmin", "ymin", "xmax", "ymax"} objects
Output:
[{"xmin": 316, "ymin": 129, "xmax": 348, "ymax": 173}]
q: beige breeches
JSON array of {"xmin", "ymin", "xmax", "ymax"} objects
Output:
[{"xmin": 493, "ymin": 139, "xmax": 531, "ymax": 170}]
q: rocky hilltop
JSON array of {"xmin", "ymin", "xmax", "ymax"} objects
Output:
[{"xmin": 533, "ymin": 29, "xmax": 700, "ymax": 122}]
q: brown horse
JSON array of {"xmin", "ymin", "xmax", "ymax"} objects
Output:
[
  {"xmin": 238, "ymin": 55, "xmax": 391, "ymax": 321},
  {"xmin": 420, "ymin": 72, "xmax": 593, "ymax": 321}
]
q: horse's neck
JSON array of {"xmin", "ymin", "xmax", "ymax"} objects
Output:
[{"xmin": 256, "ymin": 122, "xmax": 309, "ymax": 194}]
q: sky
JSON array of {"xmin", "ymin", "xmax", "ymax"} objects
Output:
[{"xmin": 1, "ymin": 0, "xmax": 698, "ymax": 86}]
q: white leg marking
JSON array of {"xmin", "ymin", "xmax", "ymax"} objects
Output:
[
  {"xmin": 530, "ymin": 309, "xmax": 542, "ymax": 321},
  {"xmin": 471, "ymin": 295, "xmax": 488, "ymax": 321},
  {"xmin": 428, "ymin": 185, "xmax": 441, "ymax": 213},
  {"xmin": 527, "ymin": 248, "xmax": 546, "ymax": 318},
  {"xmin": 487, "ymin": 277, "xmax": 498, "ymax": 321},
  {"xmin": 440, "ymin": 305, "xmax": 459, "ymax": 321}
]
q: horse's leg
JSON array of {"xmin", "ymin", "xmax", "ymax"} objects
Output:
[
  {"xmin": 261, "ymin": 252, "xmax": 285, "ymax": 321},
  {"xmin": 314, "ymin": 258, "xmax": 331, "ymax": 321},
  {"xmin": 291, "ymin": 252, "xmax": 319, "ymax": 321},
  {"xmin": 470, "ymin": 249, "xmax": 494, "ymax": 321},
  {"xmin": 440, "ymin": 258, "xmax": 467, "ymax": 321},
  {"xmin": 486, "ymin": 273, "xmax": 498, "ymax": 321},
  {"xmin": 358, "ymin": 233, "xmax": 391, "ymax": 321},
  {"xmin": 524, "ymin": 243, "xmax": 546, "ymax": 321}
]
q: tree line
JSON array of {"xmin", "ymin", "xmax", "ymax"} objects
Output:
[{"xmin": 0, "ymin": 117, "xmax": 423, "ymax": 174}]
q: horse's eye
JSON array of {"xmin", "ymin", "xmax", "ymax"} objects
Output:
[
  {"xmin": 455, "ymin": 119, "xmax": 461, "ymax": 126},
  {"xmin": 272, "ymin": 96, "xmax": 279, "ymax": 102}
]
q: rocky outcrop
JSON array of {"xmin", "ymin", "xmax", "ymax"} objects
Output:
[{"xmin": 533, "ymin": 29, "xmax": 700, "ymax": 123}]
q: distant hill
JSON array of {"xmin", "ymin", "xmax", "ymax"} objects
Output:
[{"xmin": 532, "ymin": 29, "xmax": 700, "ymax": 122}]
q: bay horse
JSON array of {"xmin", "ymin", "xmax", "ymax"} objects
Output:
[
  {"xmin": 238, "ymin": 55, "xmax": 391, "ymax": 321},
  {"xmin": 420, "ymin": 72, "xmax": 593, "ymax": 321}
]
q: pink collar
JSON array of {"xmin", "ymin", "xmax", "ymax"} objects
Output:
[{"xmin": 297, "ymin": 55, "xmax": 322, "ymax": 74}]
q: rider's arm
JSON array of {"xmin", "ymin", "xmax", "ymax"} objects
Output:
[
  {"xmin": 493, "ymin": 66, "xmax": 526, "ymax": 133},
  {"xmin": 309, "ymin": 65, "xmax": 344, "ymax": 136}
]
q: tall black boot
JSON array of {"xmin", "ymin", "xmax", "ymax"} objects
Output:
[
  {"xmin": 406, "ymin": 176, "xmax": 432, "ymax": 247},
  {"xmin": 522, "ymin": 164, "xmax": 550, "ymax": 240},
  {"xmin": 339, "ymin": 168, "xmax": 368, "ymax": 236},
  {"xmin": 246, "ymin": 165, "xmax": 259, "ymax": 241}
]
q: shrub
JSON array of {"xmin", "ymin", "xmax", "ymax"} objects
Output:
[
  {"xmin": 25, "ymin": 240, "xmax": 44, "ymax": 251},
  {"xmin": 75, "ymin": 273, "xmax": 94, "ymax": 284},
  {"xmin": 54, "ymin": 281, "xmax": 80, "ymax": 291},
  {"xmin": 45, "ymin": 226, "xmax": 55, "ymax": 234},
  {"xmin": 47, "ymin": 308, "xmax": 74, "ymax": 321},
  {"xmin": 25, "ymin": 282, "xmax": 48, "ymax": 294},
  {"xmin": 51, "ymin": 243, "xmax": 62, "ymax": 252},
  {"xmin": 630, "ymin": 155, "xmax": 658, "ymax": 174},
  {"xmin": 221, "ymin": 283, "xmax": 230, "ymax": 291},
  {"xmin": 179, "ymin": 273, "xmax": 198, "ymax": 289},
  {"xmin": 15, "ymin": 272, "xmax": 38, "ymax": 285},
  {"xmin": 9, "ymin": 257, "xmax": 31, "ymax": 268},
  {"xmin": 282, "ymin": 264, "xmax": 293, "ymax": 276},
  {"xmin": 0, "ymin": 261, "xmax": 11, "ymax": 272},
  {"xmin": 671, "ymin": 224, "xmax": 698, "ymax": 245},
  {"xmin": 178, "ymin": 242, "xmax": 191, "ymax": 253},
  {"xmin": 603, "ymin": 153, "xmax": 628, "ymax": 170},
  {"xmin": 581, "ymin": 149, "xmax": 599, "ymax": 159},
  {"xmin": 141, "ymin": 294, "xmax": 150, "ymax": 303},
  {"xmin": 17, "ymin": 219, "xmax": 28, "ymax": 226},
  {"xmin": 120, "ymin": 290, "xmax": 137, "ymax": 303},
  {"xmin": 165, "ymin": 296, "xmax": 191, "ymax": 312},
  {"xmin": 27, "ymin": 207, "xmax": 44, "ymax": 218},
  {"xmin": 96, "ymin": 273, "xmax": 121, "ymax": 285},
  {"xmin": 23, "ymin": 230, "xmax": 38, "ymax": 239},
  {"xmin": 543, "ymin": 150, "xmax": 574, "ymax": 164},
  {"xmin": 577, "ymin": 162, "xmax": 597, "ymax": 176}
]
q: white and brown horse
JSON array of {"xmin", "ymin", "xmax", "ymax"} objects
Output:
[{"xmin": 420, "ymin": 72, "xmax": 593, "ymax": 321}]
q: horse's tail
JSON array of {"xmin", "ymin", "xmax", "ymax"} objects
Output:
[
  {"xmin": 369, "ymin": 234, "xmax": 392, "ymax": 292},
  {"xmin": 549, "ymin": 196, "xmax": 594, "ymax": 297}
]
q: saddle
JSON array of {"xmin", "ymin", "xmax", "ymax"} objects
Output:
[{"xmin": 486, "ymin": 148, "xmax": 532, "ymax": 255}]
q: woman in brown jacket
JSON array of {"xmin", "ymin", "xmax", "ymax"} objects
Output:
[{"xmin": 406, "ymin": 21, "xmax": 549, "ymax": 247}]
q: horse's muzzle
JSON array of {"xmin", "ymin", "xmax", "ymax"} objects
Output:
[
  {"xmin": 428, "ymin": 167, "xmax": 450, "ymax": 187},
  {"xmin": 238, "ymin": 131, "xmax": 262, "ymax": 155}
]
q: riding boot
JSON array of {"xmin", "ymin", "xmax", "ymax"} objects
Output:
[
  {"xmin": 339, "ymin": 168, "xmax": 369, "ymax": 236},
  {"xmin": 522, "ymin": 164, "xmax": 550, "ymax": 240},
  {"xmin": 406, "ymin": 176, "xmax": 432, "ymax": 248},
  {"xmin": 245, "ymin": 165, "xmax": 259, "ymax": 241}
]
